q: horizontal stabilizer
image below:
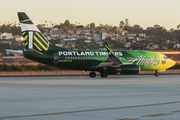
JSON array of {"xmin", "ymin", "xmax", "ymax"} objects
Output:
[{"xmin": 5, "ymin": 49, "xmax": 23, "ymax": 54}]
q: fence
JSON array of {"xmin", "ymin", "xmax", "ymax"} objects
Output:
[{"xmin": 0, "ymin": 69, "xmax": 179, "ymax": 76}]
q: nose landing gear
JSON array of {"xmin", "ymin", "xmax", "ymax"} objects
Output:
[
  {"xmin": 89, "ymin": 71, "xmax": 108, "ymax": 78},
  {"xmin": 155, "ymin": 70, "xmax": 159, "ymax": 77}
]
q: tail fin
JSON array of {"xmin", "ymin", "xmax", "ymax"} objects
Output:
[{"xmin": 18, "ymin": 12, "xmax": 66, "ymax": 51}]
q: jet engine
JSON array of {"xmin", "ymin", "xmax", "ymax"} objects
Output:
[{"xmin": 118, "ymin": 64, "xmax": 140, "ymax": 74}]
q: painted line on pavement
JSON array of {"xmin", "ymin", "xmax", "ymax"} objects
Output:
[
  {"xmin": 120, "ymin": 118, "xmax": 137, "ymax": 120},
  {"xmin": 1, "ymin": 101, "xmax": 180, "ymax": 119},
  {"xmin": 143, "ymin": 113, "xmax": 170, "ymax": 117}
]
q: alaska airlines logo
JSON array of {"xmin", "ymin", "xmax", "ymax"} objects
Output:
[
  {"xmin": 58, "ymin": 51, "xmax": 123, "ymax": 56},
  {"xmin": 127, "ymin": 55, "xmax": 159, "ymax": 66}
]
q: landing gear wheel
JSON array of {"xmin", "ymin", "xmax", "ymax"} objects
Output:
[
  {"xmin": 155, "ymin": 71, "xmax": 159, "ymax": 77},
  {"xmin": 89, "ymin": 71, "xmax": 96, "ymax": 77},
  {"xmin": 100, "ymin": 72, "xmax": 108, "ymax": 78}
]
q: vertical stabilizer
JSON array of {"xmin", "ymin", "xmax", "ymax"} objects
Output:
[
  {"xmin": 18, "ymin": 12, "xmax": 66, "ymax": 51},
  {"xmin": 18, "ymin": 12, "xmax": 49, "ymax": 51}
]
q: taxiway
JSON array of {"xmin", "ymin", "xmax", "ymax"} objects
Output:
[{"xmin": 0, "ymin": 75, "xmax": 180, "ymax": 120}]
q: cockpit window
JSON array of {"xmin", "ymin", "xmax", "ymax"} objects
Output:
[{"xmin": 163, "ymin": 56, "xmax": 168, "ymax": 59}]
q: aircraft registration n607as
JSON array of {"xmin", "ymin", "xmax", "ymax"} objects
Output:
[{"xmin": 6, "ymin": 12, "xmax": 175, "ymax": 77}]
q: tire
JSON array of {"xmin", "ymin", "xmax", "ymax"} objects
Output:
[
  {"xmin": 100, "ymin": 72, "xmax": 108, "ymax": 77},
  {"xmin": 89, "ymin": 72, "xmax": 96, "ymax": 77},
  {"xmin": 155, "ymin": 71, "xmax": 159, "ymax": 77}
]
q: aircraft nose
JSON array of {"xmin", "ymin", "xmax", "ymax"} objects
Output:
[{"xmin": 169, "ymin": 59, "xmax": 175, "ymax": 68}]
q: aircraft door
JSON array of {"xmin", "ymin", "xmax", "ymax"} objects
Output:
[{"xmin": 54, "ymin": 53, "xmax": 59, "ymax": 63}]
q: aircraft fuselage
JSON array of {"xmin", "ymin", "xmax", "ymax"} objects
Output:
[{"xmin": 24, "ymin": 49, "xmax": 175, "ymax": 72}]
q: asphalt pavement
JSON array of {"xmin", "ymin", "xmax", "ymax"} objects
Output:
[{"xmin": 0, "ymin": 75, "xmax": 180, "ymax": 120}]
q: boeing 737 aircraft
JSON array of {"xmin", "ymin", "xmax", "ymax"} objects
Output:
[{"xmin": 7, "ymin": 12, "xmax": 176, "ymax": 77}]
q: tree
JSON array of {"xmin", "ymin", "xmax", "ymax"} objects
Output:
[
  {"xmin": 37, "ymin": 24, "xmax": 45, "ymax": 33},
  {"xmin": 123, "ymin": 19, "xmax": 133, "ymax": 33},
  {"xmin": 177, "ymin": 24, "xmax": 180, "ymax": 29},
  {"xmin": 64, "ymin": 20, "xmax": 70, "ymax": 27},
  {"xmin": 119, "ymin": 21, "xmax": 125, "ymax": 29},
  {"xmin": 132, "ymin": 24, "xmax": 143, "ymax": 33},
  {"xmin": 90, "ymin": 23, "xmax": 95, "ymax": 30},
  {"xmin": 158, "ymin": 38, "xmax": 168, "ymax": 49},
  {"xmin": 150, "ymin": 35, "xmax": 159, "ymax": 44},
  {"xmin": 125, "ymin": 19, "xmax": 129, "ymax": 27}
]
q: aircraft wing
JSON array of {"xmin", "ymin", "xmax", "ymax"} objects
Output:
[
  {"xmin": 5, "ymin": 49, "xmax": 23, "ymax": 54},
  {"xmin": 97, "ymin": 43, "xmax": 123, "ymax": 68}
]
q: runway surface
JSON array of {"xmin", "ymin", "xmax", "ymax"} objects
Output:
[{"xmin": 0, "ymin": 75, "xmax": 180, "ymax": 120}]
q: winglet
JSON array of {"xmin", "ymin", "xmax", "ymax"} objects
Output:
[
  {"xmin": 105, "ymin": 43, "xmax": 115, "ymax": 57},
  {"xmin": 105, "ymin": 43, "xmax": 123, "ymax": 65}
]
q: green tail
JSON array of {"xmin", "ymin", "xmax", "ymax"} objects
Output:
[{"xmin": 18, "ymin": 12, "xmax": 66, "ymax": 51}]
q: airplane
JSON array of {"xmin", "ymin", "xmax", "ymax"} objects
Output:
[{"xmin": 7, "ymin": 12, "xmax": 176, "ymax": 77}]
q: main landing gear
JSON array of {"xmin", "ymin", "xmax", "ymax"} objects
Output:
[
  {"xmin": 155, "ymin": 70, "xmax": 159, "ymax": 77},
  {"xmin": 100, "ymin": 72, "xmax": 108, "ymax": 77},
  {"xmin": 89, "ymin": 71, "xmax": 108, "ymax": 78},
  {"xmin": 89, "ymin": 71, "xmax": 96, "ymax": 77}
]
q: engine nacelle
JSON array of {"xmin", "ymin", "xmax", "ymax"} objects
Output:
[{"xmin": 118, "ymin": 64, "xmax": 140, "ymax": 74}]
